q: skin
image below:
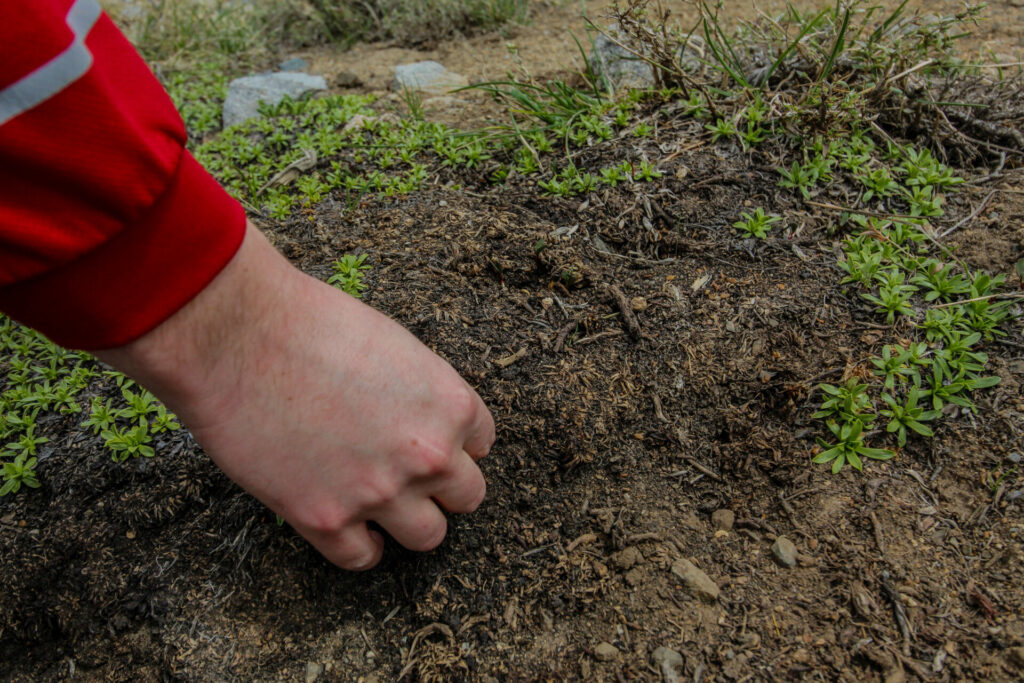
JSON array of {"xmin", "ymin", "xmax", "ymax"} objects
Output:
[{"xmin": 96, "ymin": 222, "xmax": 495, "ymax": 570}]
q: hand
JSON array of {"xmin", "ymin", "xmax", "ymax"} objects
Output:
[{"xmin": 96, "ymin": 222, "xmax": 495, "ymax": 570}]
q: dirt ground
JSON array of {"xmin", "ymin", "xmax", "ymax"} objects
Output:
[{"xmin": 3, "ymin": 2, "xmax": 1024, "ymax": 681}]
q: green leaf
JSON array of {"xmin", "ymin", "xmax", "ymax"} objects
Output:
[
  {"xmin": 968, "ymin": 375, "xmax": 1001, "ymax": 389},
  {"xmin": 814, "ymin": 447, "xmax": 841, "ymax": 464},
  {"xmin": 847, "ymin": 450, "xmax": 863, "ymax": 471},
  {"xmin": 907, "ymin": 420, "xmax": 934, "ymax": 437},
  {"xmin": 831, "ymin": 452, "xmax": 847, "ymax": 474},
  {"xmin": 857, "ymin": 447, "xmax": 895, "ymax": 461}
]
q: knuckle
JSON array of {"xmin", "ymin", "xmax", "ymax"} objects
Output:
[
  {"xmin": 412, "ymin": 443, "xmax": 454, "ymax": 479},
  {"xmin": 297, "ymin": 502, "xmax": 350, "ymax": 535},
  {"xmin": 363, "ymin": 477, "xmax": 401, "ymax": 509},
  {"xmin": 447, "ymin": 384, "xmax": 478, "ymax": 422}
]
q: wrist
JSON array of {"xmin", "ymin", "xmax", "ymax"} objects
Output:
[{"xmin": 94, "ymin": 222, "xmax": 293, "ymax": 426}]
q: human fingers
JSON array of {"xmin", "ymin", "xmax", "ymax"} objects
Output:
[
  {"xmin": 461, "ymin": 389, "xmax": 496, "ymax": 460},
  {"xmin": 304, "ymin": 523, "xmax": 385, "ymax": 571},
  {"xmin": 430, "ymin": 450, "xmax": 487, "ymax": 513},
  {"xmin": 375, "ymin": 496, "xmax": 449, "ymax": 552}
]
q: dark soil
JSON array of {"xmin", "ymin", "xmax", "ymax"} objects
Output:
[{"xmin": 3, "ymin": 118, "xmax": 1024, "ymax": 681}]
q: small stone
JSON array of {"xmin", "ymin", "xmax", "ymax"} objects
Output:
[
  {"xmin": 594, "ymin": 642, "xmax": 619, "ymax": 661},
  {"xmin": 1007, "ymin": 452, "xmax": 1022, "ymax": 464},
  {"xmin": 711, "ymin": 509, "xmax": 735, "ymax": 531},
  {"xmin": 334, "ymin": 71, "xmax": 363, "ymax": 88},
  {"xmin": 624, "ymin": 568, "xmax": 644, "ymax": 587},
  {"xmin": 304, "ymin": 661, "xmax": 323, "ymax": 683},
  {"xmin": 652, "ymin": 647, "xmax": 683, "ymax": 682},
  {"xmin": 223, "ymin": 72, "xmax": 327, "ymax": 128},
  {"xmin": 392, "ymin": 61, "xmax": 469, "ymax": 96},
  {"xmin": 612, "ymin": 546, "xmax": 642, "ymax": 570},
  {"xmin": 630, "ymin": 296, "xmax": 648, "ymax": 312},
  {"xmin": 125, "ymin": 530, "xmax": 136, "ymax": 539},
  {"xmin": 541, "ymin": 297, "xmax": 554, "ymax": 310},
  {"xmin": 671, "ymin": 559, "xmax": 720, "ymax": 603},
  {"xmin": 279, "ymin": 57, "xmax": 309, "ymax": 72},
  {"xmin": 772, "ymin": 536, "xmax": 798, "ymax": 568},
  {"xmin": 1006, "ymin": 489, "xmax": 1024, "ymax": 502}
]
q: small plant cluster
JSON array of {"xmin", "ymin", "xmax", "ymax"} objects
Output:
[
  {"xmin": 328, "ymin": 253, "xmax": 372, "ymax": 298},
  {"xmin": 83, "ymin": 378, "xmax": 181, "ymax": 463},
  {"xmin": 196, "ymin": 94, "xmax": 500, "ymax": 219},
  {"xmin": 806, "ymin": 137, "xmax": 1014, "ymax": 472},
  {"xmin": 1, "ymin": 316, "xmax": 183, "ymax": 495},
  {"xmin": 733, "ymin": 207, "xmax": 781, "ymax": 239},
  {"xmin": 1, "ymin": 319, "xmax": 92, "ymax": 496}
]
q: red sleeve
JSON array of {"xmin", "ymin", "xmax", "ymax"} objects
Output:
[{"xmin": 0, "ymin": 0, "xmax": 245, "ymax": 350}]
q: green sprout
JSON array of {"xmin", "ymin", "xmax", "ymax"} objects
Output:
[
  {"xmin": 733, "ymin": 208, "xmax": 781, "ymax": 239},
  {"xmin": 328, "ymin": 253, "xmax": 371, "ymax": 298},
  {"xmin": 1, "ymin": 453, "xmax": 40, "ymax": 496},
  {"xmin": 880, "ymin": 387, "xmax": 941, "ymax": 448},
  {"xmin": 814, "ymin": 419, "xmax": 895, "ymax": 473}
]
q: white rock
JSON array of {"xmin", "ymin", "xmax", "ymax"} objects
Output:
[
  {"xmin": 392, "ymin": 61, "xmax": 469, "ymax": 96},
  {"xmin": 223, "ymin": 72, "xmax": 327, "ymax": 128}
]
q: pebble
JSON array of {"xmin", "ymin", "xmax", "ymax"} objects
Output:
[
  {"xmin": 711, "ymin": 509, "xmax": 735, "ymax": 531},
  {"xmin": 772, "ymin": 536, "xmax": 798, "ymax": 568},
  {"xmin": 334, "ymin": 71, "xmax": 363, "ymax": 88},
  {"xmin": 630, "ymin": 296, "xmax": 648, "ymax": 312},
  {"xmin": 652, "ymin": 646, "xmax": 683, "ymax": 682},
  {"xmin": 392, "ymin": 61, "xmax": 469, "ymax": 96},
  {"xmin": 1006, "ymin": 489, "xmax": 1024, "ymax": 502},
  {"xmin": 624, "ymin": 568, "xmax": 644, "ymax": 587},
  {"xmin": 612, "ymin": 546, "xmax": 642, "ymax": 570},
  {"xmin": 304, "ymin": 661, "xmax": 322, "ymax": 683},
  {"xmin": 1007, "ymin": 452, "xmax": 1022, "ymax": 464},
  {"xmin": 671, "ymin": 559, "xmax": 720, "ymax": 602},
  {"xmin": 593, "ymin": 642, "xmax": 619, "ymax": 661}
]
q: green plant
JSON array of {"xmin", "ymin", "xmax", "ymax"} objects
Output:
[
  {"xmin": 862, "ymin": 268, "xmax": 917, "ymax": 323},
  {"xmin": 328, "ymin": 253, "xmax": 372, "ymax": 298},
  {"xmin": 732, "ymin": 208, "xmax": 781, "ymax": 238},
  {"xmin": 880, "ymin": 387, "xmax": 941, "ymax": 448},
  {"xmin": 706, "ymin": 117, "xmax": 738, "ymax": 142},
  {"xmin": 814, "ymin": 419, "xmax": 894, "ymax": 473},
  {"xmin": 912, "ymin": 259, "xmax": 969, "ymax": 302},
  {"xmin": 777, "ymin": 160, "xmax": 816, "ymax": 199},
  {"xmin": 634, "ymin": 159, "xmax": 662, "ymax": 181},
  {"xmin": 101, "ymin": 422, "xmax": 156, "ymax": 462},
  {"xmin": 812, "ymin": 379, "xmax": 875, "ymax": 424},
  {"xmin": 858, "ymin": 167, "xmax": 900, "ymax": 202},
  {"xmin": 871, "ymin": 344, "xmax": 920, "ymax": 390},
  {"xmin": 1, "ymin": 453, "xmax": 40, "ymax": 496}
]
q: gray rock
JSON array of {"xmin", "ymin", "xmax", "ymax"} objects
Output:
[
  {"xmin": 304, "ymin": 661, "xmax": 322, "ymax": 683},
  {"xmin": 1007, "ymin": 452, "xmax": 1022, "ymax": 464},
  {"xmin": 771, "ymin": 536, "xmax": 798, "ymax": 568},
  {"xmin": 279, "ymin": 57, "xmax": 309, "ymax": 72},
  {"xmin": 652, "ymin": 647, "xmax": 684, "ymax": 682},
  {"xmin": 392, "ymin": 61, "xmax": 469, "ymax": 96},
  {"xmin": 711, "ymin": 509, "xmax": 735, "ymax": 531},
  {"xmin": 671, "ymin": 559, "xmax": 720, "ymax": 603},
  {"xmin": 593, "ymin": 642, "xmax": 619, "ymax": 661},
  {"xmin": 223, "ymin": 72, "xmax": 327, "ymax": 128},
  {"xmin": 589, "ymin": 30, "xmax": 655, "ymax": 90}
]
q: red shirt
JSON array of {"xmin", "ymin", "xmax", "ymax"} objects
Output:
[{"xmin": 0, "ymin": 0, "xmax": 245, "ymax": 349}]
